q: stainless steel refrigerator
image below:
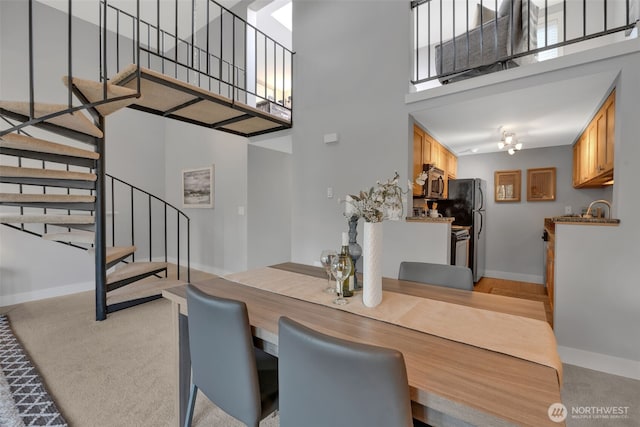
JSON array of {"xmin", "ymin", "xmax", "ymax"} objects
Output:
[{"xmin": 439, "ymin": 178, "xmax": 486, "ymax": 282}]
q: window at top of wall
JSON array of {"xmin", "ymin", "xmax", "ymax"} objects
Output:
[{"xmin": 537, "ymin": 18, "xmax": 560, "ymax": 61}]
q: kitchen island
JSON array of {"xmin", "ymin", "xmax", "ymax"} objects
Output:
[
  {"xmin": 380, "ymin": 217, "xmax": 454, "ymax": 278},
  {"xmin": 544, "ymin": 216, "xmax": 620, "ymax": 322}
]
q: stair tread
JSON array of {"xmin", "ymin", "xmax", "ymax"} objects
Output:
[
  {"xmin": 88, "ymin": 245, "xmax": 137, "ymax": 264},
  {"xmin": 0, "ymin": 133, "xmax": 99, "ymax": 159},
  {"xmin": 107, "ymin": 278, "xmax": 187, "ymax": 306},
  {"xmin": 0, "ymin": 165, "xmax": 96, "ymax": 181},
  {"xmin": 0, "ymin": 193, "xmax": 95, "ymax": 203},
  {"xmin": 107, "ymin": 261, "xmax": 168, "ymax": 285},
  {"xmin": 63, "ymin": 76, "xmax": 140, "ymax": 116},
  {"xmin": 0, "ymin": 213, "xmax": 95, "ymax": 224},
  {"xmin": 43, "ymin": 230, "xmax": 95, "ymax": 243},
  {"xmin": 0, "ymin": 101, "xmax": 103, "ymax": 138}
]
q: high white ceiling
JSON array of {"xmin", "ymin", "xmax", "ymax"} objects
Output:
[{"xmin": 411, "ymin": 69, "xmax": 619, "ymax": 156}]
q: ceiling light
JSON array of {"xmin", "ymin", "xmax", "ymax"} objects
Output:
[
  {"xmin": 471, "ymin": 148, "xmax": 479, "ymax": 153},
  {"xmin": 498, "ymin": 130, "xmax": 523, "ymax": 154}
]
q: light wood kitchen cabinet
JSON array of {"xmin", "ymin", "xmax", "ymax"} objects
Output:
[
  {"xmin": 573, "ymin": 90, "xmax": 615, "ymax": 188},
  {"xmin": 545, "ymin": 225, "xmax": 555, "ymax": 313},
  {"xmin": 413, "ymin": 125, "xmax": 457, "ymax": 198},
  {"xmin": 448, "ymin": 152, "xmax": 457, "ymax": 179}
]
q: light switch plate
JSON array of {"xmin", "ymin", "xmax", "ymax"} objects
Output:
[
  {"xmin": 565, "ymin": 206, "xmax": 572, "ymax": 215},
  {"xmin": 327, "ymin": 187, "xmax": 334, "ymax": 198}
]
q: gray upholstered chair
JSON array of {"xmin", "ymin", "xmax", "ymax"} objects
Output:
[
  {"xmin": 398, "ymin": 261, "xmax": 474, "ymax": 291},
  {"xmin": 277, "ymin": 316, "xmax": 413, "ymax": 427},
  {"xmin": 184, "ymin": 285, "xmax": 278, "ymax": 427}
]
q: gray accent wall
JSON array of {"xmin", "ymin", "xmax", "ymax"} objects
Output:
[
  {"xmin": 457, "ymin": 146, "xmax": 611, "ymax": 283},
  {"xmin": 247, "ymin": 145, "xmax": 292, "ymax": 269},
  {"xmin": 291, "ymin": 1, "xmax": 417, "ymax": 277}
]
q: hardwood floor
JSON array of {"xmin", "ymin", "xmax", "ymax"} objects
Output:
[{"xmin": 474, "ymin": 277, "xmax": 553, "ymax": 327}]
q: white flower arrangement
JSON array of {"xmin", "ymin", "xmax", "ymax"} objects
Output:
[{"xmin": 346, "ymin": 172, "xmax": 409, "ymax": 223}]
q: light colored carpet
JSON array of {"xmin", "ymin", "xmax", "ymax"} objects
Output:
[
  {"xmin": 1, "ymin": 290, "xmax": 638, "ymax": 426},
  {"xmin": 0, "ymin": 291, "xmax": 277, "ymax": 426}
]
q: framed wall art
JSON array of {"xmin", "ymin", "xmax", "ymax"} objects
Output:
[
  {"xmin": 527, "ymin": 167, "xmax": 556, "ymax": 201},
  {"xmin": 182, "ymin": 166, "xmax": 214, "ymax": 208},
  {"xmin": 494, "ymin": 169, "xmax": 521, "ymax": 202}
]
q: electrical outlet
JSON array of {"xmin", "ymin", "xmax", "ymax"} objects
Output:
[
  {"xmin": 564, "ymin": 206, "xmax": 572, "ymax": 215},
  {"xmin": 327, "ymin": 187, "xmax": 334, "ymax": 198}
]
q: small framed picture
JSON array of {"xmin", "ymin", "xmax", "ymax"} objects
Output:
[
  {"xmin": 182, "ymin": 166, "xmax": 214, "ymax": 208},
  {"xmin": 494, "ymin": 169, "xmax": 521, "ymax": 202},
  {"xmin": 527, "ymin": 167, "xmax": 556, "ymax": 201}
]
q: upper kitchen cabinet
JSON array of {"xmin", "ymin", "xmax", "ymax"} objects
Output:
[
  {"xmin": 412, "ymin": 125, "xmax": 457, "ymax": 197},
  {"xmin": 573, "ymin": 90, "xmax": 615, "ymax": 188},
  {"xmin": 413, "ymin": 125, "xmax": 431, "ymax": 196}
]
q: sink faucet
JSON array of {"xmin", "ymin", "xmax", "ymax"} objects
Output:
[{"xmin": 586, "ymin": 199, "xmax": 612, "ymax": 219}]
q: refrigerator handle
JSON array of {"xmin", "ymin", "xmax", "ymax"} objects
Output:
[
  {"xmin": 478, "ymin": 211, "xmax": 484, "ymax": 238},
  {"xmin": 478, "ymin": 182, "xmax": 485, "ymax": 211}
]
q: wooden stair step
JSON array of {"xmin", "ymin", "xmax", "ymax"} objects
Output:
[
  {"xmin": 88, "ymin": 245, "xmax": 137, "ymax": 265},
  {"xmin": 0, "ymin": 165, "xmax": 97, "ymax": 182},
  {"xmin": 0, "ymin": 193, "xmax": 95, "ymax": 203},
  {"xmin": 43, "ymin": 230, "xmax": 95, "ymax": 244},
  {"xmin": 0, "ymin": 133, "xmax": 99, "ymax": 160},
  {"xmin": 0, "ymin": 101, "xmax": 103, "ymax": 138},
  {"xmin": 63, "ymin": 76, "xmax": 140, "ymax": 116},
  {"xmin": 107, "ymin": 278, "xmax": 187, "ymax": 306},
  {"xmin": 0, "ymin": 213, "xmax": 95, "ymax": 224},
  {"xmin": 107, "ymin": 261, "xmax": 168, "ymax": 287}
]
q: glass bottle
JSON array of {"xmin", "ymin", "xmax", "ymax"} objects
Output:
[{"xmin": 340, "ymin": 232, "xmax": 354, "ymax": 297}]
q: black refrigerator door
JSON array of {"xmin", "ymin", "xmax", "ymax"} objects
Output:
[{"xmin": 442, "ymin": 179, "xmax": 474, "ymax": 226}]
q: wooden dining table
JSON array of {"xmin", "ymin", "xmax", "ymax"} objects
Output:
[{"xmin": 162, "ymin": 262, "xmax": 564, "ymax": 427}]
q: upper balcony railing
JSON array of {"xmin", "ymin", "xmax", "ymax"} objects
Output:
[
  {"xmin": 101, "ymin": 0, "xmax": 293, "ymax": 114},
  {"xmin": 411, "ymin": 0, "xmax": 639, "ymax": 86}
]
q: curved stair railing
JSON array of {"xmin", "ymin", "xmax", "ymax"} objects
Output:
[
  {"xmin": 2, "ymin": 0, "xmax": 291, "ymax": 319},
  {"xmin": 0, "ymin": 114, "xmax": 191, "ymax": 319},
  {"xmin": 0, "ymin": 0, "xmax": 193, "ymax": 320}
]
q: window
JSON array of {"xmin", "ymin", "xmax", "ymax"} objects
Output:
[{"xmin": 537, "ymin": 18, "xmax": 560, "ymax": 61}]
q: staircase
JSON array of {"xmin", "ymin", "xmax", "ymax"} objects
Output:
[
  {"xmin": 0, "ymin": 80, "xmax": 189, "ymax": 320},
  {"xmin": 0, "ymin": 0, "xmax": 292, "ymax": 319}
]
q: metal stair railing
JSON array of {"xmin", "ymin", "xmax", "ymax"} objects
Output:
[
  {"xmin": 100, "ymin": 0, "xmax": 294, "ymax": 114},
  {"xmin": 1, "ymin": 115, "xmax": 191, "ymax": 314},
  {"xmin": 411, "ymin": 0, "xmax": 639, "ymax": 85}
]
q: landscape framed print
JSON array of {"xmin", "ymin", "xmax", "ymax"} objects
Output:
[{"xmin": 182, "ymin": 166, "xmax": 214, "ymax": 208}]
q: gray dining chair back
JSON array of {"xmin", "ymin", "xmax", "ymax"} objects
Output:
[
  {"xmin": 398, "ymin": 261, "xmax": 474, "ymax": 291},
  {"xmin": 277, "ymin": 316, "xmax": 413, "ymax": 427},
  {"xmin": 184, "ymin": 285, "xmax": 278, "ymax": 427}
]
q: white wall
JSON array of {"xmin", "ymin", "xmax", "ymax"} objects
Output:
[
  {"xmin": 291, "ymin": 1, "xmax": 452, "ymax": 278},
  {"xmin": 457, "ymin": 145, "xmax": 610, "ymax": 283},
  {"xmin": 163, "ymin": 120, "xmax": 249, "ymax": 275},
  {"xmin": 247, "ymin": 145, "xmax": 292, "ymax": 269}
]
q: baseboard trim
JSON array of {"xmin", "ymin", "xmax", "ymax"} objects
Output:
[
  {"xmin": 0, "ymin": 280, "xmax": 94, "ymax": 307},
  {"xmin": 484, "ymin": 270, "xmax": 544, "ymax": 285},
  {"xmin": 159, "ymin": 257, "xmax": 232, "ymax": 278},
  {"xmin": 558, "ymin": 345, "xmax": 640, "ymax": 380}
]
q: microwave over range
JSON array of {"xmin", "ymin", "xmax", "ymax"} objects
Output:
[{"xmin": 420, "ymin": 164, "xmax": 445, "ymax": 199}]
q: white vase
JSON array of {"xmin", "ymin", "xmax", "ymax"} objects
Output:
[{"xmin": 362, "ymin": 221, "xmax": 383, "ymax": 308}]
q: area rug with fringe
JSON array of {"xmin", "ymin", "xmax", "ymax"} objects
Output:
[{"xmin": 0, "ymin": 315, "xmax": 67, "ymax": 427}]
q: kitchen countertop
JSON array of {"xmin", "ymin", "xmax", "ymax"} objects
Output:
[
  {"xmin": 545, "ymin": 216, "xmax": 620, "ymax": 233},
  {"xmin": 405, "ymin": 216, "xmax": 455, "ymax": 223}
]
